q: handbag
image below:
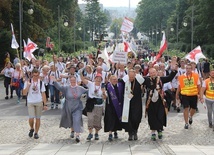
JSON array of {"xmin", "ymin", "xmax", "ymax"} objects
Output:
[
  {"xmin": 11, "ymin": 81, "xmax": 20, "ymax": 88},
  {"xmin": 11, "ymin": 71, "xmax": 21, "ymax": 88}
]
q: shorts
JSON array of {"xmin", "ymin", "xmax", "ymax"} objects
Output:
[
  {"xmin": 28, "ymin": 102, "xmax": 43, "ymax": 118},
  {"xmin": 181, "ymin": 95, "xmax": 197, "ymax": 109}
]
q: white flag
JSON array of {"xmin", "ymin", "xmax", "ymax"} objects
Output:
[
  {"xmin": 185, "ymin": 46, "xmax": 206, "ymax": 64},
  {"xmin": 23, "ymin": 38, "xmax": 37, "ymax": 61},
  {"xmin": 120, "ymin": 17, "xmax": 134, "ymax": 33},
  {"xmin": 11, "ymin": 23, "xmax": 19, "ymax": 49}
]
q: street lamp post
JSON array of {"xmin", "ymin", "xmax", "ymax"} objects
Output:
[
  {"xmin": 183, "ymin": 3, "xmax": 194, "ymax": 50},
  {"xmin": 19, "ymin": 0, "xmax": 34, "ymax": 59},
  {"xmin": 58, "ymin": 5, "xmax": 68, "ymax": 52}
]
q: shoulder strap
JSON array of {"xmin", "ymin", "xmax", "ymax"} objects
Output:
[{"xmin": 40, "ymin": 80, "xmax": 42, "ymax": 93}]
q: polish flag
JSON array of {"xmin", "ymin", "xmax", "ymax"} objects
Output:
[
  {"xmin": 154, "ymin": 31, "xmax": 167, "ymax": 63},
  {"xmin": 11, "ymin": 23, "xmax": 19, "ymax": 49},
  {"xmin": 120, "ymin": 17, "xmax": 134, "ymax": 33},
  {"xmin": 185, "ymin": 46, "xmax": 206, "ymax": 63}
]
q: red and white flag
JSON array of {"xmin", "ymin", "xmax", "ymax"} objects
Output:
[
  {"xmin": 120, "ymin": 17, "xmax": 134, "ymax": 33},
  {"xmin": 11, "ymin": 23, "xmax": 19, "ymax": 49},
  {"xmin": 185, "ymin": 46, "xmax": 206, "ymax": 63},
  {"xmin": 23, "ymin": 38, "xmax": 37, "ymax": 61},
  {"xmin": 154, "ymin": 31, "xmax": 167, "ymax": 63}
]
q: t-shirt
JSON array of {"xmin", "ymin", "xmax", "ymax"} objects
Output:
[
  {"xmin": 24, "ymin": 79, "xmax": 45, "ymax": 104},
  {"xmin": 4, "ymin": 67, "xmax": 14, "ymax": 78},
  {"xmin": 86, "ymin": 81, "xmax": 103, "ymax": 99}
]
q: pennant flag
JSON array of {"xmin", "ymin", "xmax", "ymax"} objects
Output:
[
  {"xmin": 120, "ymin": 17, "xmax": 134, "ymax": 33},
  {"xmin": 154, "ymin": 31, "xmax": 167, "ymax": 63},
  {"xmin": 23, "ymin": 38, "xmax": 37, "ymax": 61},
  {"xmin": 11, "ymin": 23, "xmax": 19, "ymax": 49},
  {"xmin": 185, "ymin": 46, "xmax": 206, "ymax": 64}
]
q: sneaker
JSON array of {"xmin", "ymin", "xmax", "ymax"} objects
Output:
[
  {"xmin": 184, "ymin": 124, "xmax": 189, "ymax": 129},
  {"xmin": 10, "ymin": 95, "xmax": 13, "ymax": 99},
  {"xmin": 34, "ymin": 133, "xmax": 39, "ymax": 139},
  {"xmin": 5, "ymin": 96, "xmax": 9, "ymax": 100},
  {"xmin": 76, "ymin": 136, "xmax": 80, "ymax": 143},
  {"xmin": 51, "ymin": 103, "xmax": 54, "ymax": 109},
  {"xmin": 95, "ymin": 133, "xmax": 99, "ymax": 140},
  {"xmin": 17, "ymin": 99, "xmax": 20, "ymax": 104},
  {"xmin": 209, "ymin": 123, "xmax": 213, "ymax": 128},
  {"xmin": 108, "ymin": 134, "xmax": 113, "ymax": 141},
  {"xmin": 158, "ymin": 131, "xmax": 162, "ymax": 139},
  {"xmin": 28, "ymin": 129, "xmax": 34, "ymax": 137},
  {"xmin": 55, "ymin": 104, "xmax": 58, "ymax": 109},
  {"xmin": 70, "ymin": 131, "xmax": 74, "ymax": 138},
  {"xmin": 128, "ymin": 132, "xmax": 133, "ymax": 141},
  {"xmin": 133, "ymin": 132, "xmax": 138, "ymax": 140},
  {"xmin": 189, "ymin": 117, "xmax": 193, "ymax": 125},
  {"xmin": 177, "ymin": 107, "xmax": 180, "ymax": 113},
  {"xmin": 151, "ymin": 134, "xmax": 156, "ymax": 141},
  {"xmin": 114, "ymin": 132, "xmax": 118, "ymax": 139},
  {"xmin": 86, "ymin": 133, "xmax": 93, "ymax": 140}
]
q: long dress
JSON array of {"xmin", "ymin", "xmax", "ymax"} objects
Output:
[
  {"xmin": 122, "ymin": 78, "xmax": 143, "ymax": 134},
  {"xmin": 143, "ymin": 70, "xmax": 177, "ymax": 131},
  {"xmin": 54, "ymin": 82, "xmax": 87, "ymax": 133},
  {"xmin": 104, "ymin": 82, "xmax": 124, "ymax": 132}
]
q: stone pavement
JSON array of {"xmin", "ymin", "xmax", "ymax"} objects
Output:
[{"xmin": 0, "ymin": 81, "xmax": 214, "ymax": 155}]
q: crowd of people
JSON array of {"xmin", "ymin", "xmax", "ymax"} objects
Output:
[{"xmin": 0, "ymin": 52, "xmax": 213, "ymax": 143}]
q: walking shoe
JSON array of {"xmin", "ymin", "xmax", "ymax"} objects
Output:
[
  {"xmin": 151, "ymin": 134, "xmax": 156, "ymax": 141},
  {"xmin": 95, "ymin": 133, "xmax": 99, "ymax": 140},
  {"xmin": 28, "ymin": 129, "xmax": 34, "ymax": 138},
  {"xmin": 76, "ymin": 136, "xmax": 80, "ymax": 143},
  {"xmin": 55, "ymin": 104, "xmax": 58, "ymax": 109},
  {"xmin": 10, "ymin": 95, "xmax": 13, "ymax": 98},
  {"xmin": 177, "ymin": 107, "xmax": 180, "ymax": 113},
  {"xmin": 51, "ymin": 103, "xmax": 54, "ymax": 109},
  {"xmin": 128, "ymin": 132, "xmax": 133, "ymax": 141},
  {"xmin": 108, "ymin": 134, "xmax": 113, "ymax": 141},
  {"xmin": 114, "ymin": 132, "xmax": 118, "ymax": 139},
  {"xmin": 133, "ymin": 133, "xmax": 138, "ymax": 140},
  {"xmin": 17, "ymin": 99, "xmax": 20, "ymax": 104},
  {"xmin": 86, "ymin": 133, "xmax": 93, "ymax": 140},
  {"xmin": 34, "ymin": 133, "xmax": 39, "ymax": 139},
  {"xmin": 189, "ymin": 117, "xmax": 193, "ymax": 125},
  {"xmin": 5, "ymin": 96, "xmax": 9, "ymax": 100},
  {"xmin": 70, "ymin": 131, "xmax": 74, "ymax": 138},
  {"xmin": 184, "ymin": 124, "xmax": 189, "ymax": 129},
  {"xmin": 158, "ymin": 131, "xmax": 162, "ymax": 139},
  {"xmin": 209, "ymin": 123, "xmax": 212, "ymax": 128}
]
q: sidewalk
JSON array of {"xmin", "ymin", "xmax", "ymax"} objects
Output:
[{"xmin": 0, "ymin": 81, "xmax": 214, "ymax": 155}]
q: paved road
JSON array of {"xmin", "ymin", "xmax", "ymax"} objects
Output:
[{"xmin": 0, "ymin": 81, "xmax": 213, "ymax": 155}]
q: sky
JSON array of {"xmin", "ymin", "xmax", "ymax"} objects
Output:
[{"xmin": 78, "ymin": 0, "xmax": 141, "ymax": 8}]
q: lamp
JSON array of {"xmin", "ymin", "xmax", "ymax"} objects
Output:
[{"xmin": 19, "ymin": 0, "xmax": 34, "ymax": 59}]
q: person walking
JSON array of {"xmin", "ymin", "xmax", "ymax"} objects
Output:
[
  {"xmin": 144, "ymin": 66, "xmax": 177, "ymax": 141},
  {"xmin": 176, "ymin": 63, "xmax": 201, "ymax": 129},
  {"xmin": 11, "ymin": 63, "xmax": 24, "ymax": 104},
  {"xmin": 200, "ymin": 68, "xmax": 214, "ymax": 129},
  {"xmin": 1, "ymin": 62, "xmax": 14, "ymax": 99},
  {"xmin": 23, "ymin": 68, "xmax": 47, "ymax": 139},
  {"xmin": 104, "ymin": 75, "xmax": 124, "ymax": 141},
  {"xmin": 52, "ymin": 75, "xmax": 88, "ymax": 143},
  {"xmin": 80, "ymin": 72, "xmax": 107, "ymax": 141},
  {"xmin": 122, "ymin": 69, "xmax": 144, "ymax": 141}
]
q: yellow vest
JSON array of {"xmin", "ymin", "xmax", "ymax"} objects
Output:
[
  {"xmin": 178, "ymin": 73, "xmax": 199, "ymax": 96},
  {"xmin": 205, "ymin": 78, "xmax": 214, "ymax": 100}
]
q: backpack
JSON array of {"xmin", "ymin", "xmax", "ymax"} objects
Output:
[{"xmin": 25, "ymin": 79, "xmax": 43, "ymax": 106}]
